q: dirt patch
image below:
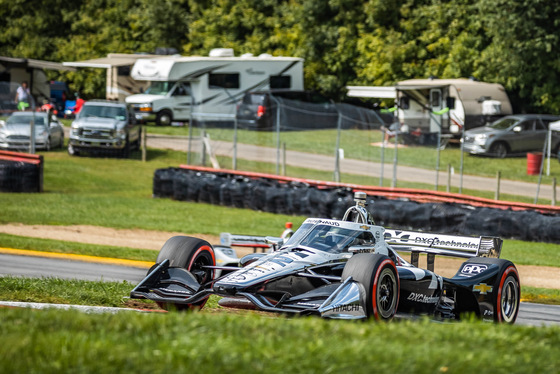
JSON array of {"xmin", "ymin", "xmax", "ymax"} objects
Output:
[{"xmin": 1, "ymin": 223, "xmax": 558, "ymax": 289}]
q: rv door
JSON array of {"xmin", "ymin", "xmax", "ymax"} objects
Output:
[
  {"xmin": 169, "ymin": 82, "xmax": 192, "ymax": 120},
  {"xmin": 429, "ymin": 88, "xmax": 443, "ymax": 132}
]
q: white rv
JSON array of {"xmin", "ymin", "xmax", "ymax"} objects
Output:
[
  {"xmin": 348, "ymin": 78, "xmax": 512, "ymax": 134},
  {"xmin": 124, "ymin": 49, "xmax": 304, "ymax": 126}
]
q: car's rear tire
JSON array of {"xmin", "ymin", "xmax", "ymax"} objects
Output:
[
  {"xmin": 493, "ymin": 261, "xmax": 520, "ymax": 323},
  {"xmin": 342, "ymin": 253, "xmax": 399, "ymax": 320},
  {"xmin": 155, "ymin": 236, "xmax": 216, "ymax": 311},
  {"xmin": 156, "ymin": 110, "xmax": 172, "ymax": 126},
  {"xmin": 462, "ymin": 257, "xmax": 520, "ymax": 323},
  {"xmin": 490, "ymin": 142, "xmax": 508, "ymax": 158}
]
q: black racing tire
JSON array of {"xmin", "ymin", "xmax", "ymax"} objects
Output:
[
  {"xmin": 342, "ymin": 253, "xmax": 399, "ymax": 320},
  {"xmin": 156, "ymin": 110, "xmax": 172, "ymax": 126},
  {"xmin": 489, "ymin": 142, "xmax": 508, "ymax": 158},
  {"xmin": 491, "ymin": 260, "xmax": 520, "ymax": 324},
  {"xmin": 155, "ymin": 236, "xmax": 216, "ymax": 311}
]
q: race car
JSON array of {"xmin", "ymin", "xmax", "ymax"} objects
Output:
[{"xmin": 130, "ymin": 192, "xmax": 520, "ymax": 323}]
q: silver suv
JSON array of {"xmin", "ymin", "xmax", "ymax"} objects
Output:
[
  {"xmin": 68, "ymin": 100, "xmax": 141, "ymax": 157},
  {"xmin": 462, "ymin": 114, "xmax": 560, "ymax": 158}
]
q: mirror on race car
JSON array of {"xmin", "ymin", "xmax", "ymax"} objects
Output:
[{"xmin": 265, "ymin": 236, "xmax": 284, "ymax": 251}]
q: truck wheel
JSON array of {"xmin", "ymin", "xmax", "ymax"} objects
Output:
[
  {"xmin": 155, "ymin": 236, "xmax": 216, "ymax": 311},
  {"xmin": 342, "ymin": 253, "xmax": 399, "ymax": 320},
  {"xmin": 120, "ymin": 138, "xmax": 130, "ymax": 158},
  {"xmin": 156, "ymin": 110, "xmax": 172, "ymax": 126}
]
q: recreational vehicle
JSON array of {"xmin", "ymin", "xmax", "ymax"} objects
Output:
[
  {"xmin": 348, "ymin": 78, "xmax": 512, "ymax": 136},
  {"xmin": 1, "ymin": 56, "xmax": 75, "ymax": 112},
  {"xmin": 63, "ymin": 53, "xmax": 165, "ymax": 101},
  {"xmin": 124, "ymin": 49, "xmax": 304, "ymax": 126}
]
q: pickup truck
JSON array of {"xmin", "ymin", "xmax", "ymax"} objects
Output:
[{"xmin": 68, "ymin": 100, "xmax": 141, "ymax": 157}]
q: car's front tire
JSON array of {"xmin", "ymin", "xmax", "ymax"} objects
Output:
[
  {"xmin": 154, "ymin": 236, "xmax": 216, "ymax": 311},
  {"xmin": 490, "ymin": 142, "xmax": 508, "ymax": 158},
  {"xmin": 342, "ymin": 253, "xmax": 399, "ymax": 320}
]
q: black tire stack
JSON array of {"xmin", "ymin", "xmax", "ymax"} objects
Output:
[
  {"xmin": 152, "ymin": 167, "xmax": 560, "ymax": 244},
  {"xmin": 0, "ymin": 160, "xmax": 41, "ymax": 192}
]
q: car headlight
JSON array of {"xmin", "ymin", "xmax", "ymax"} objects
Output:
[{"xmin": 116, "ymin": 129, "xmax": 126, "ymax": 138}]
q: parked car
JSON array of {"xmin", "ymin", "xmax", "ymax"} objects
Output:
[
  {"xmin": 68, "ymin": 100, "xmax": 141, "ymax": 157},
  {"xmin": 0, "ymin": 111, "xmax": 64, "ymax": 151},
  {"xmin": 462, "ymin": 114, "xmax": 560, "ymax": 158},
  {"xmin": 235, "ymin": 90, "xmax": 337, "ymax": 131}
]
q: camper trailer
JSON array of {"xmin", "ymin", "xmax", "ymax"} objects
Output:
[
  {"xmin": 124, "ymin": 49, "xmax": 304, "ymax": 126},
  {"xmin": 348, "ymin": 78, "xmax": 512, "ymax": 136},
  {"xmin": 63, "ymin": 53, "xmax": 165, "ymax": 101},
  {"xmin": 1, "ymin": 56, "xmax": 75, "ymax": 112}
]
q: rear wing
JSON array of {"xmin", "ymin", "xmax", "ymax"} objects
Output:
[
  {"xmin": 384, "ymin": 229, "xmax": 502, "ymax": 271},
  {"xmin": 220, "ymin": 233, "xmax": 271, "ymax": 253}
]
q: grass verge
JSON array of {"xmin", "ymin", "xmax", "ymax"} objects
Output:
[{"xmin": 1, "ymin": 305, "xmax": 559, "ymax": 373}]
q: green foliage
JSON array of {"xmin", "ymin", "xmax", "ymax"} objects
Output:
[{"xmin": 2, "ymin": 0, "xmax": 560, "ymax": 112}]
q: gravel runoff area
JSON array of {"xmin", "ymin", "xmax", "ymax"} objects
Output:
[{"xmin": 0, "ymin": 223, "xmax": 559, "ymax": 290}]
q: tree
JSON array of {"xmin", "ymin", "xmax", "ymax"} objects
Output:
[{"xmin": 476, "ymin": 0, "xmax": 560, "ymax": 113}]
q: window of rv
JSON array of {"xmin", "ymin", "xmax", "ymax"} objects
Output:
[
  {"xmin": 209, "ymin": 73, "xmax": 240, "ymax": 89},
  {"xmin": 145, "ymin": 81, "xmax": 175, "ymax": 95},
  {"xmin": 270, "ymin": 75, "xmax": 291, "ymax": 89}
]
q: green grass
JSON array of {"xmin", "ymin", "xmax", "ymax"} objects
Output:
[
  {"xmin": 0, "ymin": 233, "xmax": 158, "ymax": 262},
  {"xmin": 1, "ymin": 306, "xmax": 559, "ymax": 373}
]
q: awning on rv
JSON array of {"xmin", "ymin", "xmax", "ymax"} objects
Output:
[
  {"xmin": 0, "ymin": 56, "xmax": 75, "ymax": 71},
  {"xmin": 63, "ymin": 54, "xmax": 163, "ymax": 69},
  {"xmin": 346, "ymin": 86, "xmax": 396, "ymax": 99}
]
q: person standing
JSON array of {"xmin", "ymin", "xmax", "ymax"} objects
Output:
[{"xmin": 15, "ymin": 81, "xmax": 31, "ymax": 110}]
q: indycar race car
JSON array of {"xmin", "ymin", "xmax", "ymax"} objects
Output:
[{"xmin": 130, "ymin": 192, "xmax": 520, "ymax": 323}]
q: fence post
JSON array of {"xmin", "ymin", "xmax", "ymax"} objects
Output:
[
  {"xmin": 553, "ymin": 177, "xmax": 557, "ymax": 206},
  {"xmin": 141, "ymin": 125, "xmax": 146, "ymax": 162},
  {"xmin": 446, "ymin": 164, "xmax": 451, "ymax": 193},
  {"xmin": 233, "ymin": 116, "xmax": 238, "ymax": 170},
  {"xmin": 201, "ymin": 130, "xmax": 207, "ymax": 166},
  {"xmin": 392, "ymin": 129, "xmax": 398, "ymax": 188},
  {"xmin": 334, "ymin": 108, "xmax": 342, "ymax": 182},
  {"xmin": 282, "ymin": 142, "xmax": 286, "ymax": 176},
  {"xmin": 495, "ymin": 171, "xmax": 501, "ymax": 200}
]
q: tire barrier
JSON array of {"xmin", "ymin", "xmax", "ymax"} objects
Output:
[
  {"xmin": 153, "ymin": 167, "xmax": 560, "ymax": 244},
  {"xmin": 0, "ymin": 151, "xmax": 43, "ymax": 193}
]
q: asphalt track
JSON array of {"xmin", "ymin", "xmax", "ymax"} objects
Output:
[{"xmin": 1, "ymin": 249, "xmax": 559, "ymax": 326}]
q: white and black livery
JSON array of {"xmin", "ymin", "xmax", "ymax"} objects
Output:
[{"xmin": 130, "ymin": 192, "xmax": 520, "ymax": 323}]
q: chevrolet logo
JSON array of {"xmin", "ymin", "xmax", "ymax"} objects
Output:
[
  {"xmin": 473, "ymin": 283, "xmax": 493, "ymax": 295},
  {"xmin": 360, "ymin": 225, "xmax": 370, "ymax": 230}
]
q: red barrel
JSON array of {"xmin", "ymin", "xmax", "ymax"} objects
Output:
[{"xmin": 527, "ymin": 152, "xmax": 543, "ymax": 175}]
